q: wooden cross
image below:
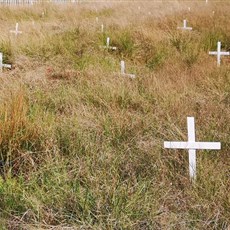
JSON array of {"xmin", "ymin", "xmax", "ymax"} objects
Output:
[
  {"xmin": 209, "ymin": 41, "xmax": 230, "ymax": 66},
  {"xmin": 10, "ymin": 23, "xmax": 22, "ymax": 36},
  {"xmin": 177, "ymin": 19, "xmax": 192, "ymax": 30},
  {"xmin": 120, "ymin": 60, "xmax": 135, "ymax": 79},
  {"xmin": 101, "ymin": 37, "xmax": 117, "ymax": 50},
  {"xmin": 0, "ymin": 53, "xmax": 11, "ymax": 72},
  {"xmin": 164, "ymin": 117, "xmax": 221, "ymax": 181}
]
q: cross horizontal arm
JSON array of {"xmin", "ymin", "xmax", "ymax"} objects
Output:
[
  {"xmin": 209, "ymin": 51, "xmax": 230, "ymax": 55},
  {"xmin": 177, "ymin": 27, "xmax": 192, "ymax": 30},
  {"xmin": 209, "ymin": 51, "xmax": 218, "ymax": 55},
  {"xmin": 2, "ymin": 64, "xmax": 11, "ymax": 68},
  {"xmin": 164, "ymin": 141, "xmax": 221, "ymax": 150},
  {"xmin": 10, "ymin": 30, "xmax": 22, "ymax": 33},
  {"xmin": 220, "ymin": 52, "xmax": 230, "ymax": 55},
  {"xmin": 121, "ymin": 73, "xmax": 136, "ymax": 79}
]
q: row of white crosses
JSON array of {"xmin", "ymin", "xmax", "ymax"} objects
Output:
[
  {"xmin": 178, "ymin": 19, "xmax": 230, "ymax": 66},
  {"xmin": 164, "ymin": 117, "xmax": 221, "ymax": 182},
  {"xmin": 97, "ymin": 18, "xmax": 135, "ymax": 78}
]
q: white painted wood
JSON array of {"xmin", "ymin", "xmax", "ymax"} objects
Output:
[
  {"xmin": 0, "ymin": 53, "xmax": 11, "ymax": 72},
  {"xmin": 120, "ymin": 60, "xmax": 135, "ymax": 79},
  {"xmin": 121, "ymin": 60, "xmax": 125, "ymax": 75},
  {"xmin": 101, "ymin": 24, "xmax": 104, "ymax": 33},
  {"xmin": 187, "ymin": 117, "xmax": 196, "ymax": 179},
  {"xmin": 100, "ymin": 37, "xmax": 117, "ymax": 50},
  {"xmin": 106, "ymin": 37, "xmax": 110, "ymax": 47},
  {"xmin": 177, "ymin": 19, "xmax": 192, "ymax": 30},
  {"xmin": 164, "ymin": 141, "xmax": 221, "ymax": 150},
  {"xmin": 96, "ymin": 17, "xmax": 98, "ymax": 23},
  {"xmin": 209, "ymin": 41, "xmax": 230, "ymax": 66},
  {"xmin": 164, "ymin": 117, "xmax": 221, "ymax": 181},
  {"xmin": 10, "ymin": 23, "xmax": 22, "ymax": 35}
]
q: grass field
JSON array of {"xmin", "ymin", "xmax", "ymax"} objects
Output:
[{"xmin": 0, "ymin": 1, "xmax": 229, "ymax": 229}]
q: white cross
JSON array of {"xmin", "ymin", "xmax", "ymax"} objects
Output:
[
  {"xmin": 164, "ymin": 117, "xmax": 221, "ymax": 181},
  {"xmin": 0, "ymin": 53, "xmax": 11, "ymax": 72},
  {"xmin": 177, "ymin": 19, "xmax": 192, "ymax": 30},
  {"xmin": 10, "ymin": 23, "xmax": 22, "ymax": 36},
  {"xmin": 209, "ymin": 41, "xmax": 230, "ymax": 66},
  {"xmin": 101, "ymin": 37, "xmax": 117, "ymax": 50},
  {"xmin": 120, "ymin": 60, "xmax": 135, "ymax": 79},
  {"xmin": 96, "ymin": 17, "xmax": 99, "ymax": 23}
]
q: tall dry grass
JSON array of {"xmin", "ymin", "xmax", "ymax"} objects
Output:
[{"xmin": 0, "ymin": 1, "xmax": 229, "ymax": 229}]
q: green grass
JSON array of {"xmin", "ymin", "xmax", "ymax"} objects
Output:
[{"xmin": 0, "ymin": 1, "xmax": 229, "ymax": 229}]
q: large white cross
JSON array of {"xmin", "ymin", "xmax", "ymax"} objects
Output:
[
  {"xmin": 120, "ymin": 60, "xmax": 135, "ymax": 79},
  {"xmin": 164, "ymin": 117, "xmax": 221, "ymax": 181},
  {"xmin": 209, "ymin": 41, "xmax": 230, "ymax": 66},
  {"xmin": 0, "ymin": 53, "xmax": 11, "ymax": 72},
  {"xmin": 177, "ymin": 19, "xmax": 192, "ymax": 30},
  {"xmin": 10, "ymin": 23, "xmax": 22, "ymax": 36}
]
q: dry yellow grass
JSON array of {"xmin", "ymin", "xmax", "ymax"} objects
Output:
[{"xmin": 0, "ymin": 1, "xmax": 229, "ymax": 229}]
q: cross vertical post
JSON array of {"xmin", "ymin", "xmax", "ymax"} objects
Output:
[
  {"xmin": 183, "ymin": 19, "xmax": 187, "ymax": 28},
  {"xmin": 106, "ymin": 37, "xmax": 110, "ymax": 48},
  {"xmin": 0, "ymin": 53, "xmax": 3, "ymax": 72},
  {"xmin": 187, "ymin": 117, "xmax": 196, "ymax": 180},
  {"xmin": 217, "ymin": 41, "xmax": 221, "ymax": 66},
  {"xmin": 121, "ymin": 60, "xmax": 125, "ymax": 75}
]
